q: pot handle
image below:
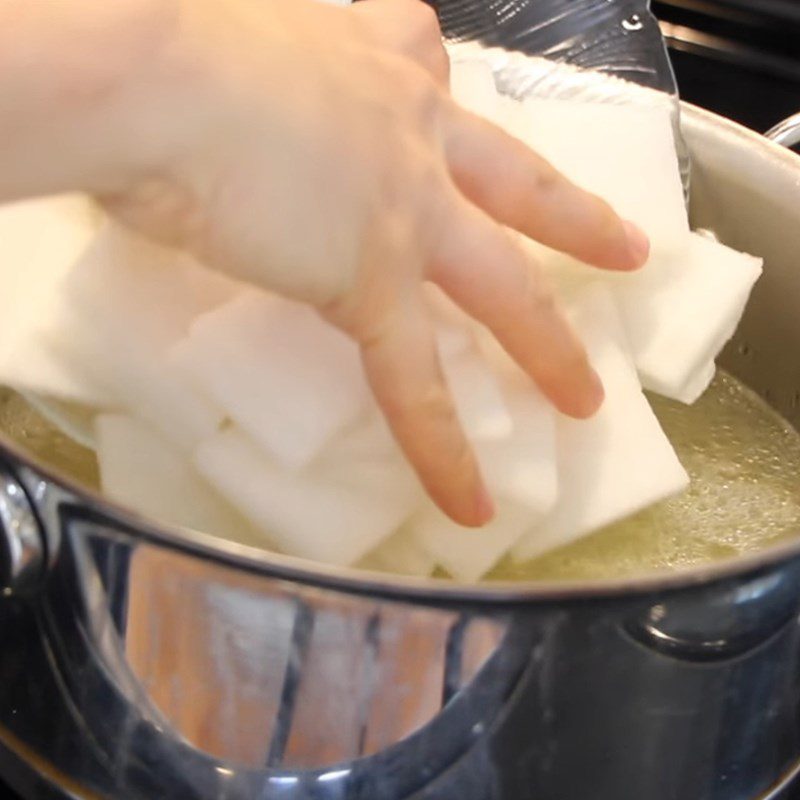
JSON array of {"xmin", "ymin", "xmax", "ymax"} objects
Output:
[
  {"xmin": 0, "ymin": 461, "xmax": 45, "ymax": 594},
  {"xmin": 764, "ymin": 112, "xmax": 800, "ymax": 148}
]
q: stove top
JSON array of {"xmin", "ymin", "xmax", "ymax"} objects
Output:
[{"xmin": 653, "ymin": 0, "xmax": 800, "ymax": 135}]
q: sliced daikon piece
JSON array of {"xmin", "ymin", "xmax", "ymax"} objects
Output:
[
  {"xmin": 52, "ymin": 224, "xmax": 232, "ymax": 446},
  {"xmin": 450, "ymin": 59, "xmax": 523, "ymax": 131},
  {"xmin": 512, "ymin": 98, "xmax": 688, "ymax": 257},
  {"xmin": 410, "ymin": 500, "xmax": 533, "ymax": 582},
  {"xmin": 426, "ymin": 286, "xmax": 476, "ymax": 360},
  {"xmin": 462, "ymin": 322, "xmax": 559, "ymax": 511},
  {"xmin": 194, "ymin": 427, "xmax": 422, "ymax": 566},
  {"xmin": 477, "ymin": 389, "xmax": 558, "ymax": 511},
  {"xmin": 173, "ymin": 290, "xmax": 370, "ymax": 469},
  {"xmin": 450, "ymin": 59, "xmax": 500, "ymax": 119},
  {"xmin": 405, "ymin": 386, "xmax": 557, "ymax": 580},
  {"xmin": 331, "ymin": 352, "xmax": 549, "ymax": 510},
  {"xmin": 327, "ymin": 408, "xmax": 397, "ymax": 461},
  {"xmin": 512, "ymin": 283, "xmax": 689, "ymax": 562},
  {"xmin": 358, "ymin": 527, "xmax": 438, "ymax": 578},
  {"xmin": 0, "ymin": 194, "xmax": 111, "ymax": 405},
  {"xmin": 444, "ymin": 348, "xmax": 513, "ymax": 441},
  {"xmin": 96, "ymin": 414, "xmax": 261, "ymax": 543},
  {"xmin": 7, "ymin": 343, "xmax": 113, "ymax": 408},
  {"xmin": 675, "ymin": 360, "xmax": 717, "ymax": 406},
  {"xmin": 60, "ymin": 222, "xmax": 238, "ymax": 346},
  {"xmin": 615, "ymin": 232, "xmax": 763, "ymax": 403}
]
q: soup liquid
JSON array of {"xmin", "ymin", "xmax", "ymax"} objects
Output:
[
  {"xmin": 1, "ymin": 371, "xmax": 799, "ymax": 581},
  {"xmin": 490, "ymin": 371, "xmax": 800, "ymax": 581}
]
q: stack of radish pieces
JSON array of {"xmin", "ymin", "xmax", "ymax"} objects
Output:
[{"xmin": 0, "ymin": 49, "xmax": 764, "ymax": 581}]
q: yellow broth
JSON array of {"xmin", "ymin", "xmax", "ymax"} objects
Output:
[{"xmin": 2, "ymin": 370, "xmax": 799, "ymax": 582}]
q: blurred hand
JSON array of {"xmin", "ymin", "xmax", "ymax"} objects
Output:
[{"xmin": 99, "ymin": 0, "xmax": 650, "ymax": 525}]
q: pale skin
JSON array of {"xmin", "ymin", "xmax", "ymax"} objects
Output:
[{"xmin": 0, "ymin": 0, "xmax": 649, "ymax": 527}]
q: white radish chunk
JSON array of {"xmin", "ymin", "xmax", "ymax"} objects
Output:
[
  {"xmin": 426, "ymin": 285, "xmax": 477, "ymax": 360},
  {"xmin": 513, "ymin": 98, "xmax": 688, "ymax": 258},
  {"xmin": 477, "ymin": 390, "xmax": 558, "ymax": 511},
  {"xmin": 53, "ymin": 224, "xmax": 232, "ymax": 446},
  {"xmin": 0, "ymin": 194, "xmax": 111, "ymax": 405},
  {"xmin": 410, "ymin": 501, "xmax": 534, "ymax": 582},
  {"xmin": 512, "ymin": 284, "xmax": 689, "ymax": 562},
  {"xmin": 427, "ymin": 287, "xmax": 502, "ymax": 433},
  {"xmin": 340, "ymin": 362, "xmax": 552, "ymax": 508},
  {"xmin": 194, "ymin": 427, "xmax": 422, "ymax": 566},
  {"xmin": 615, "ymin": 232, "xmax": 763, "ymax": 403},
  {"xmin": 450, "ymin": 59, "xmax": 501, "ymax": 119},
  {"xmin": 450, "ymin": 58, "xmax": 524, "ymax": 132},
  {"xmin": 358, "ymin": 527, "xmax": 438, "ymax": 578},
  {"xmin": 406, "ymin": 387, "xmax": 557, "ymax": 580},
  {"xmin": 444, "ymin": 348, "xmax": 513, "ymax": 441},
  {"xmin": 96, "ymin": 414, "xmax": 261, "ymax": 544},
  {"xmin": 173, "ymin": 290, "xmax": 370, "ymax": 469},
  {"xmin": 675, "ymin": 360, "xmax": 717, "ymax": 406},
  {"xmin": 328, "ymin": 409, "xmax": 397, "ymax": 461}
]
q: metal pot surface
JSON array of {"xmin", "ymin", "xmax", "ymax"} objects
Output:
[{"xmin": 1, "ymin": 105, "xmax": 800, "ymax": 800}]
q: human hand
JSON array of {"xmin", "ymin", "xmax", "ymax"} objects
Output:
[{"xmin": 96, "ymin": 0, "xmax": 650, "ymax": 525}]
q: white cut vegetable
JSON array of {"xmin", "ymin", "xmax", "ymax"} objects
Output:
[
  {"xmin": 513, "ymin": 98, "xmax": 689, "ymax": 258},
  {"xmin": 615, "ymin": 232, "xmax": 763, "ymax": 403},
  {"xmin": 0, "ymin": 194, "xmax": 110, "ymax": 405},
  {"xmin": 476, "ymin": 390, "xmax": 558, "ymax": 511},
  {"xmin": 96, "ymin": 414, "xmax": 260, "ymax": 543},
  {"xmin": 450, "ymin": 59, "xmax": 500, "ymax": 119},
  {"xmin": 411, "ymin": 501, "xmax": 534, "ymax": 582},
  {"xmin": 426, "ymin": 285, "xmax": 477, "ymax": 360},
  {"xmin": 512, "ymin": 284, "xmax": 689, "ymax": 562},
  {"xmin": 194, "ymin": 427, "xmax": 422, "ymax": 566},
  {"xmin": 444, "ymin": 348, "xmax": 513, "ymax": 441},
  {"xmin": 173, "ymin": 289, "xmax": 370, "ymax": 469},
  {"xmin": 52, "ymin": 224, "xmax": 232, "ymax": 447},
  {"xmin": 407, "ymin": 386, "xmax": 558, "ymax": 580},
  {"xmin": 675, "ymin": 360, "xmax": 717, "ymax": 407},
  {"xmin": 358, "ymin": 527, "xmax": 438, "ymax": 578}
]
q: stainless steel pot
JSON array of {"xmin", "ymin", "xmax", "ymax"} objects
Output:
[{"xmin": 1, "ymin": 105, "xmax": 800, "ymax": 800}]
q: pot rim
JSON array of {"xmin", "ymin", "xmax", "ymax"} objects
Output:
[{"xmin": 3, "ymin": 102, "xmax": 800, "ymax": 606}]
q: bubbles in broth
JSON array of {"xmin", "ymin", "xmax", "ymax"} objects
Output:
[
  {"xmin": 1, "ymin": 371, "xmax": 799, "ymax": 581},
  {"xmin": 490, "ymin": 371, "xmax": 800, "ymax": 581}
]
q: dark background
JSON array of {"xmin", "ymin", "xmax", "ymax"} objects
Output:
[{"xmin": 652, "ymin": 0, "xmax": 800, "ymax": 136}]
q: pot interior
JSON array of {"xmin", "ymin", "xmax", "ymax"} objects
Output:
[{"xmin": 1, "ymin": 104, "xmax": 799, "ymax": 587}]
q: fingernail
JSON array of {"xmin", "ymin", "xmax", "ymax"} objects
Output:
[
  {"xmin": 581, "ymin": 368, "xmax": 605, "ymax": 417},
  {"xmin": 475, "ymin": 484, "xmax": 495, "ymax": 525},
  {"xmin": 623, "ymin": 220, "xmax": 650, "ymax": 268}
]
